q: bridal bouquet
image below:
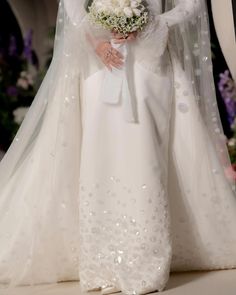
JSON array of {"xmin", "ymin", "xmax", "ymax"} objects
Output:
[{"xmin": 88, "ymin": 0, "xmax": 149, "ymax": 37}]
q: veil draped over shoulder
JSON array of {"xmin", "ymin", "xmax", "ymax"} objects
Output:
[
  {"xmin": 0, "ymin": 0, "xmax": 234, "ymax": 192},
  {"xmin": 0, "ymin": 0, "xmax": 235, "ymax": 288},
  {"xmin": 0, "ymin": 0, "xmax": 235, "ymax": 193}
]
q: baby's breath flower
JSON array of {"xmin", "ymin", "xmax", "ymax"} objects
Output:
[{"xmin": 88, "ymin": 0, "xmax": 149, "ymax": 37}]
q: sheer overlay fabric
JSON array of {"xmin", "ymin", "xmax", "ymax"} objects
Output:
[{"xmin": 0, "ymin": 0, "xmax": 235, "ymax": 293}]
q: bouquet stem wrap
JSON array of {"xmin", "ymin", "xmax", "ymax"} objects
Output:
[{"xmin": 99, "ymin": 39, "xmax": 137, "ymax": 123}]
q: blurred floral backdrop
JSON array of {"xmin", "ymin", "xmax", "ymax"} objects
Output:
[
  {"xmin": 206, "ymin": 0, "xmax": 236, "ymax": 171},
  {"xmin": 0, "ymin": 0, "xmax": 55, "ymax": 151},
  {"xmin": 0, "ymin": 0, "xmax": 235, "ymax": 174},
  {"xmin": 0, "ymin": 30, "xmax": 38, "ymax": 149}
]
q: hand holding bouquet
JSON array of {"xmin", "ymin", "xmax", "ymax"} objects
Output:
[
  {"xmin": 86, "ymin": 0, "xmax": 149, "ymax": 121},
  {"xmin": 87, "ymin": 0, "xmax": 149, "ymax": 70}
]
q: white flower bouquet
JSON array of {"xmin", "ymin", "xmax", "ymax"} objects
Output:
[{"xmin": 88, "ymin": 0, "xmax": 149, "ymax": 37}]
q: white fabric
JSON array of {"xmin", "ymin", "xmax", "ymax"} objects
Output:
[
  {"xmin": 78, "ymin": 52, "xmax": 174, "ymax": 293},
  {"xmin": 0, "ymin": 0, "xmax": 236, "ymax": 294},
  {"xmin": 77, "ymin": 51, "xmax": 236, "ymax": 294},
  {"xmin": 99, "ymin": 40, "xmax": 137, "ymax": 123}
]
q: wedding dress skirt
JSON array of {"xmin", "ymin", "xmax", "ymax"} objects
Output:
[
  {"xmin": 0, "ymin": 48, "xmax": 236, "ymax": 294},
  {"xmin": 78, "ymin": 53, "xmax": 174, "ymax": 293}
]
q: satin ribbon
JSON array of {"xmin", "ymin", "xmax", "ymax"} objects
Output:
[{"xmin": 99, "ymin": 40, "xmax": 137, "ymax": 123}]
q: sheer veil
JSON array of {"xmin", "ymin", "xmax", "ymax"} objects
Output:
[
  {"xmin": 0, "ymin": 0, "xmax": 234, "ymax": 192},
  {"xmin": 0, "ymin": 1, "xmax": 87, "ymax": 287},
  {"xmin": 165, "ymin": 0, "xmax": 236, "ymax": 191},
  {"xmin": 0, "ymin": 0, "xmax": 86, "ymax": 189},
  {"xmin": 0, "ymin": 0, "xmax": 235, "ymax": 288}
]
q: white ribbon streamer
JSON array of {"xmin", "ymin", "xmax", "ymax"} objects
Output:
[{"xmin": 99, "ymin": 40, "xmax": 137, "ymax": 123}]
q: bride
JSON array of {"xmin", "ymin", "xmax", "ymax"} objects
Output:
[{"xmin": 0, "ymin": 0, "xmax": 236, "ymax": 294}]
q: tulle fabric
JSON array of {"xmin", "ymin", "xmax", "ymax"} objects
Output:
[
  {"xmin": 165, "ymin": 0, "xmax": 236, "ymax": 191},
  {"xmin": 0, "ymin": 50, "xmax": 82, "ymax": 288},
  {"xmin": 168, "ymin": 57, "xmax": 236, "ymax": 272},
  {"xmin": 0, "ymin": 2, "xmax": 83, "ymax": 287},
  {"xmin": 136, "ymin": 0, "xmax": 235, "ymax": 191},
  {"xmin": 0, "ymin": 0, "xmax": 235, "ymax": 291}
]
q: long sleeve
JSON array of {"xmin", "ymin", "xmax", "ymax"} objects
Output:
[
  {"xmin": 62, "ymin": 0, "xmax": 111, "ymax": 78},
  {"xmin": 159, "ymin": 0, "xmax": 201, "ymax": 28},
  {"xmin": 134, "ymin": 0, "xmax": 201, "ymax": 72}
]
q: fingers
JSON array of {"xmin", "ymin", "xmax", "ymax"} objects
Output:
[
  {"xmin": 111, "ymin": 48, "xmax": 124, "ymax": 59},
  {"xmin": 95, "ymin": 40, "xmax": 127, "ymax": 70},
  {"xmin": 105, "ymin": 56, "xmax": 124, "ymax": 70},
  {"xmin": 113, "ymin": 38, "xmax": 127, "ymax": 44},
  {"xmin": 102, "ymin": 55, "xmax": 123, "ymax": 70},
  {"xmin": 111, "ymin": 51, "xmax": 124, "ymax": 68},
  {"xmin": 111, "ymin": 57, "xmax": 124, "ymax": 67},
  {"xmin": 108, "ymin": 46, "xmax": 125, "ymax": 69},
  {"xmin": 103, "ymin": 59, "xmax": 112, "ymax": 71},
  {"xmin": 107, "ymin": 53, "xmax": 124, "ymax": 66},
  {"xmin": 101, "ymin": 44, "xmax": 124, "ymax": 60},
  {"xmin": 127, "ymin": 34, "xmax": 136, "ymax": 41},
  {"xmin": 110, "ymin": 53, "xmax": 124, "ymax": 64},
  {"xmin": 106, "ymin": 55, "xmax": 124, "ymax": 69},
  {"xmin": 112, "ymin": 37, "xmax": 134, "ymax": 44},
  {"xmin": 112, "ymin": 31, "xmax": 124, "ymax": 39},
  {"xmin": 109, "ymin": 60, "xmax": 122, "ymax": 69},
  {"xmin": 113, "ymin": 31, "xmax": 138, "ymax": 43}
]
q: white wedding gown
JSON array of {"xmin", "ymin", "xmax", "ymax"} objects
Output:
[
  {"xmin": 0, "ymin": 0, "xmax": 236, "ymax": 294},
  {"xmin": 78, "ymin": 51, "xmax": 236, "ymax": 293}
]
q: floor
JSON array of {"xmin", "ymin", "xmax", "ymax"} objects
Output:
[{"xmin": 1, "ymin": 269, "xmax": 236, "ymax": 295}]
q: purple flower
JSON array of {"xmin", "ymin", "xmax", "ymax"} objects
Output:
[
  {"xmin": 8, "ymin": 35, "xmax": 17, "ymax": 56},
  {"xmin": 6, "ymin": 86, "xmax": 18, "ymax": 97},
  {"xmin": 23, "ymin": 29, "xmax": 33, "ymax": 63},
  {"xmin": 22, "ymin": 29, "xmax": 39, "ymax": 68},
  {"xmin": 218, "ymin": 70, "xmax": 236, "ymax": 126}
]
